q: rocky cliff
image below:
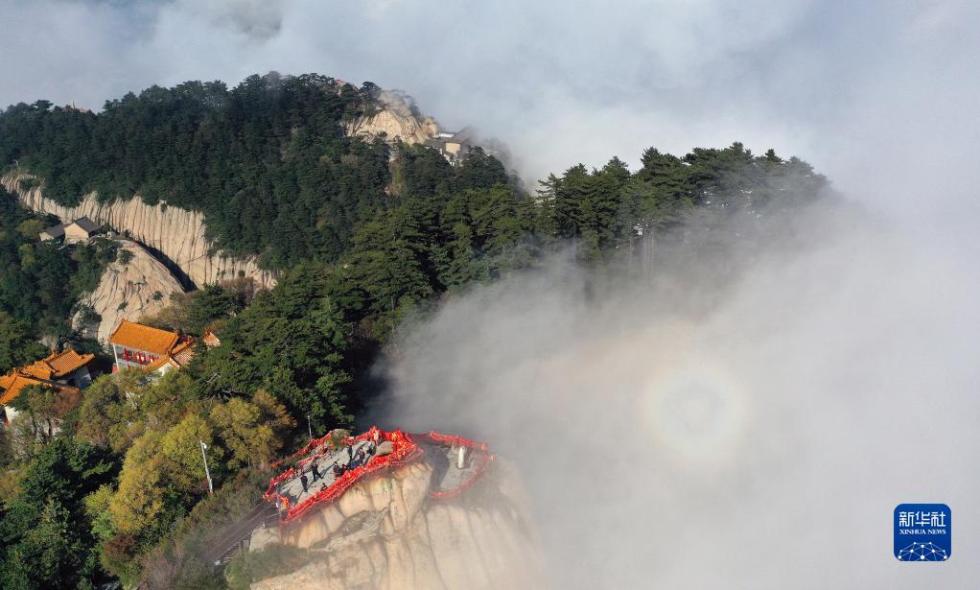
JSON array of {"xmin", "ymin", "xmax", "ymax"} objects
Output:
[
  {"xmin": 246, "ymin": 459, "xmax": 544, "ymax": 590},
  {"xmin": 1, "ymin": 173, "xmax": 277, "ymax": 290},
  {"xmin": 73, "ymin": 239, "xmax": 185, "ymax": 343},
  {"xmin": 346, "ymin": 90, "xmax": 442, "ymax": 145}
]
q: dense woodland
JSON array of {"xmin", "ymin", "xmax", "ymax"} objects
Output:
[
  {"xmin": 0, "ymin": 190, "xmax": 117, "ymax": 374},
  {"xmin": 0, "ymin": 73, "xmax": 826, "ymax": 588}
]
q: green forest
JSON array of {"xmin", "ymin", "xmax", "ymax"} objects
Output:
[
  {"xmin": 0, "ymin": 190, "xmax": 117, "ymax": 374},
  {"xmin": 0, "ymin": 73, "xmax": 826, "ymax": 589}
]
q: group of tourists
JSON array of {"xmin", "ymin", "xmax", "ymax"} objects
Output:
[{"xmin": 298, "ymin": 441, "xmax": 378, "ymax": 494}]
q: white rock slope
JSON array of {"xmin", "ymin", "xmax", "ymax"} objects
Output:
[
  {"xmin": 2, "ymin": 173, "xmax": 277, "ymax": 289},
  {"xmin": 73, "ymin": 239, "xmax": 185, "ymax": 344},
  {"xmin": 250, "ymin": 459, "xmax": 544, "ymax": 590},
  {"xmin": 346, "ymin": 90, "xmax": 441, "ymax": 145}
]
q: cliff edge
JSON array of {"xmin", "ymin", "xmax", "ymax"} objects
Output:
[
  {"xmin": 243, "ymin": 459, "xmax": 543, "ymax": 590},
  {"xmin": 73, "ymin": 239, "xmax": 185, "ymax": 343},
  {"xmin": 346, "ymin": 90, "xmax": 442, "ymax": 145},
  {"xmin": 1, "ymin": 173, "xmax": 277, "ymax": 290}
]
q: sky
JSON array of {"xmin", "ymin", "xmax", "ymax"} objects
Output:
[
  {"xmin": 3, "ymin": 1, "xmax": 980, "ymax": 587},
  {"xmin": 2, "ymin": 0, "xmax": 979, "ymax": 223}
]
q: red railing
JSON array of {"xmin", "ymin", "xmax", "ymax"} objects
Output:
[
  {"xmin": 264, "ymin": 428, "xmax": 495, "ymax": 526},
  {"xmin": 414, "ymin": 431, "xmax": 495, "ymax": 500},
  {"xmin": 264, "ymin": 427, "xmax": 422, "ymax": 525}
]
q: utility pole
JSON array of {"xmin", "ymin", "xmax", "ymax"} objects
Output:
[
  {"xmin": 307, "ymin": 414, "xmax": 313, "ymax": 440},
  {"xmin": 200, "ymin": 441, "xmax": 214, "ymax": 495}
]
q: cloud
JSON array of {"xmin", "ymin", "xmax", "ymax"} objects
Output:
[
  {"xmin": 2, "ymin": 1, "xmax": 978, "ymax": 586},
  {"xmin": 378, "ymin": 197, "xmax": 980, "ymax": 588},
  {"xmin": 2, "ymin": 1, "xmax": 978, "ymax": 222}
]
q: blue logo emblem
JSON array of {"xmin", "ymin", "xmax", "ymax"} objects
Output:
[{"xmin": 894, "ymin": 503, "xmax": 951, "ymax": 561}]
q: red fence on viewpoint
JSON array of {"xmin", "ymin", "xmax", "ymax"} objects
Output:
[
  {"xmin": 264, "ymin": 427, "xmax": 422, "ymax": 525},
  {"xmin": 414, "ymin": 431, "xmax": 495, "ymax": 501},
  {"xmin": 264, "ymin": 427, "xmax": 495, "ymax": 526}
]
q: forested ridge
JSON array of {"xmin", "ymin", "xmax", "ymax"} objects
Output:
[
  {"xmin": 0, "ymin": 73, "xmax": 391, "ymax": 268},
  {"xmin": 0, "ymin": 73, "xmax": 826, "ymax": 589},
  {"xmin": 0, "ymin": 190, "xmax": 117, "ymax": 374}
]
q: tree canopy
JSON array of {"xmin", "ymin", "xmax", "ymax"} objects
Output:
[
  {"xmin": 0, "ymin": 188, "xmax": 117, "ymax": 367},
  {"xmin": 0, "ymin": 73, "xmax": 828, "ymax": 589}
]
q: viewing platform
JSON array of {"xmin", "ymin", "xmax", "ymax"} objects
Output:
[{"xmin": 264, "ymin": 427, "xmax": 493, "ymax": 525}]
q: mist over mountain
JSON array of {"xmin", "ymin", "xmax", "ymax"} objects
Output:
[
  {"xmin": 4, "ymin": 0, "xmax": 979, "ymax": 226},
  {"xmin": 0, "ymin": 1, "xmax": 978, "ymax": 588},
  {"xmin": 0, "ymin": 65, "xmax": 837, "ymax": 587}
]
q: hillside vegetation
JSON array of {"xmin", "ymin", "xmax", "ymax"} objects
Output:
[
  {"xmin": 0, "ymin": 73, "xmax": 826, "ymax": 589},
  {"xmin": 0, "ymin": 73, "xmax": 503, "ymax": 268},
  {"xmin": 0, "ymin": 190, "xmax": 117, "ymax": 372}
]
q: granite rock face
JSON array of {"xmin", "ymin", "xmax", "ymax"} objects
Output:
[
  {"xmin": 346, "ymin": 90, "xmax": 441, "ymax": 145},
  {"xmin": 72, "ymin": 239, "xmax": 185, "ymax": 343},
  {"xmin": 250, "ymin": 459, "xmax": 544, "ymax": 590},
  {"xmin": 2, "ymin": 172, "xmax": 277, "ymax": 290}
]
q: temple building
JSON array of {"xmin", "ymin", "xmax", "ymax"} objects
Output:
[
  {"xmin": 109, "ymin": 320, "xmax": 195, "ymax": 374},
  {"xmin": 0, "ymin": 348, "xmax": 95, "ymax": 423},
  {"xmin": 38, "ymin": 217, "xmax": 104, "ymax": 243},
  {"xmin": 427, "ymin": 129, "xmax": 472, "ymax": 165},
  {"xmin": 63, "ymin": 217, "xmax": 103, "ymax": 243},
  {"xmin": 39, "ymin": 223, "xmax": 65, "ymax": 241}
]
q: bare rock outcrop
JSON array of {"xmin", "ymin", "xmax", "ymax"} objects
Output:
[
  {"xmin": 1, "ymin": 173, "xmax": 277, "ymax": 289},
  {"xmin": 249, "ymin": 460, "xmax": 544, "ymax": 590},
  {"xmin": 346, "ymin": 90, "xmax": 441, "ymax": 145},
  {"xmin": 73, "ymin": 239, "xmax": 185, "ymax": 343}
]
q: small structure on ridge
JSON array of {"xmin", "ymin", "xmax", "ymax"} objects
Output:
[
  {"xmin": 39, "ymin": 216, "xmax": 105, "ymax": 243},
  {"xmin": 64, "ymin": 216, "xmax": 104, "ymax": 243}
]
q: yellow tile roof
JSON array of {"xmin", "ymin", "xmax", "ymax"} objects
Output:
[
  {"xmin": 0, "ymin": 348, "xmax": 93, "ymax": 406},
  {"xmin": 144, "ymin": 355, "xmax": 174, "ymax": 371},
  {"xmin": 0, "ymin": 374, "xmax": 32, "ymax": 405},
  {"xmin": 109, "ymin": 320, "xmax": 180, "ymax": 356},
  {"xmin": 0, "ymin": 374, "xmax": 79, "ymax": 406},
  {"xmin": 45, "ymin": 349, "xmax": 95, "ymax": 377},
  {"xmin": 20, "ymin": 349, "xmax": 95, "ymax": 380},
  {"xmin": 20, "ymin": 362, "xmax": 52, "ymax": 380},
  {"xmin": 143, "ymin": 341, "xmax": 195, "ymax": 372}
]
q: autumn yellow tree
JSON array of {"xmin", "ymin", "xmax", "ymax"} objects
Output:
[
  {"xmin": 75, "ymin": 375, "xmax": 136, "ymax": 452},
  {"xmin": 110, "ymin": 432, "xmax": 166, "ymax": 535},
  {"xmin": 211, "ymin": 389, "xmax": 294, "ymax": 469},
  {"xmin": 158, "ymin": 413, "xmax": 218, "ymax": 494}
]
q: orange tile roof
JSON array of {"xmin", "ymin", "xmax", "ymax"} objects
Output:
[
  {"xmin": 44, "ymin": 349, "xmax": 95, "ymax": 377},
  {"xmin": 19, "ymin": 349, "xmax": 95, "ymax": 380},
  {"xmin": 112, "ymin": 320, "xmax": 195, "ymax": 374},
  {"xmin": 109, "ymin": 320, "xmax": 180, "ymax": 356},
  {"xmin": 20, "ymin": 362, "xmax": 53, "ymax": 380},
  {"xmin": 0, "ymin": 348, "xmax": 93, "ymax": 406},
  {"xmin": 143, "ymin": 340, "xmax": 195, "ymax": 372},
  {"xmin": 0, "ymin": 374, "xmax": 29, "ymax": 405},
  {"xmin": 144, "ymin": 355, "xmax": 174, "ymax": 371},
  {"xmin": 0, "ymin": 373, "xmax": 79, "ymax": 406}
]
